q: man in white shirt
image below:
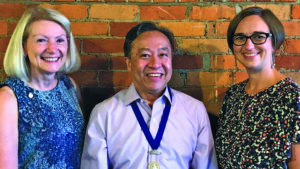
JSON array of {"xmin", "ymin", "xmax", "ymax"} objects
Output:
[{"xmin": 81, "ymin": 22, "xmax": 218, "ymax": 169}]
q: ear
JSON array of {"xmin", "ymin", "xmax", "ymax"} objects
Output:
[{"xmin": 125, "ymin": 58, "xmax": 131, "ymax": 72}]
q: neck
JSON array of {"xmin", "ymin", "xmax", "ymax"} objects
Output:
[
  {"xmin": 137, "ymin": 88, "xmax": 166, "ymax": 108},
  {"xmin": 245, "ymin": 68, "xmax": 285, "ymax": 95},
  {"xmin": 27, "ymin": 73, "xmax": 58, "ymax": 91}
]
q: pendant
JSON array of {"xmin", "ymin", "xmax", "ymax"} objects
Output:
[
  {"xmin": 148, "ymin": 161, "xmax": 160, "ymax": 169},
  {"xmin": 149, "ymin": 150, "xmax": 161, "ymax": 155}
]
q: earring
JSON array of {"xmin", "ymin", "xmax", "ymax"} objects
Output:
[{"xmin": 271, "ymin": 54, "xmax": 275, "ymax": 69}]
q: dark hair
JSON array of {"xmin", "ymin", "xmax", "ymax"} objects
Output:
[
  {"xmin": 123, "ymin": 22, "xmax": 175, "ymax": 58},
  {"xmin": 227, "ymin": 6, "xmax": 285, "ymax": 53}
]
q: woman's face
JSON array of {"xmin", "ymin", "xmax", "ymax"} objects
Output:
[
  {"xmin": 24, "ymin": 20, "xmax": 68, "ymax": 78},
  {"xmin": 233, "ymin": 15, "xmax": 274, "ymax": 72}
]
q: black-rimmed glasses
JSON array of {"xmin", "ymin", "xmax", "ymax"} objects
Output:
[{"xmin": 233, "ymin": 32, "xmax": 272, "ymax": 46}]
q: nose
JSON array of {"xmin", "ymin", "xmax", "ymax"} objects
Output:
[
  {"xmin": 244, "ymin": 38, "xmax": 255, "ymax": 49},
  {"xmin": 148, "ymin": 55, "xmax": 161, "ymax": 68},
  {"xmin": 46, "ymin": 41, "xmax": 57, "ymax": 53}
]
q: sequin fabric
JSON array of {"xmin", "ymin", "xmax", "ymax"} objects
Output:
[
  {"xmin": 215, "ymin": 77, "xmax": 300, "ymax": 168},
  {"xmin": 1, "ymin": 76, "xmax": 84, "ymax": 169}
]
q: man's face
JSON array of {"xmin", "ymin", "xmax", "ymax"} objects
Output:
[{"xmin": 126, "ymin": 31, "xmax": 172, "ymax": 99}]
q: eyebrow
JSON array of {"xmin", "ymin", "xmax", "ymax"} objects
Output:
[
  {"xmin": 31, "ymin": 34, "xmax": 67, "ymax": 38},
  {"xmin": 234, "ymin": 31, "xmax": 270, "ymax": 36}
]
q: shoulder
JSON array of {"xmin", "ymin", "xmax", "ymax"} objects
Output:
[
  {"xmin": 60, "ymin": 75, "xmax": 78, "ymax": 89},
  {"xmin": 170, "ymin": 88, "xmax": 206, "ymax": 111},
  {"xmin": 0, "ymin": 86, "xmax": 17, "ymax": 111},
  {"xmin": 91, "ymin": 89, "xmax": 128, "ymax": 113}
]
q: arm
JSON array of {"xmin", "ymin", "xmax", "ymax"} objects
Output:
[
  {"xmin": 69, "ymin": 77, "xmax": 85, "ymax": 114},
  {"xmin": 0, "ymin": 86, "xmax": 18, "ymax": 169},
  {"xmin": 191, "ymin": 103, "xmax": 218, "ymax": 169},
  {"xmin": 288, "ymin": 143, "xmax": 300, "ymax": 169},
  {"xmin": 81, "ymin": 104, "xmax": 109, "ymax": 169}
]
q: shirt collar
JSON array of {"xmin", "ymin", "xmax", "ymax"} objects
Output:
[{"xmin": 125, "ymin": 83, "xmax": 172, "ymax": 106}]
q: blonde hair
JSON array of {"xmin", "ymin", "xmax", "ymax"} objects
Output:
[{"xmin": 4, "ymin": 7, "xmax": 80, "ymax": 81}]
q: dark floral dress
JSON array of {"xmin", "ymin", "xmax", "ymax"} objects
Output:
[
  {"xmin": 1, "ymin": 76, "xmax": 85, "ymax": 169},
  {"xmin": 215, "ymin": 77, "xmax": 300, "ymax": 169}
]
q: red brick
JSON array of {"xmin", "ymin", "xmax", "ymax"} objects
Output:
[
  {"xmin": 159, "ymin": 22, "xmax": 205, "ymax": 36},
  {"xmin": 0, "ymin": 37, "xmax": 9, "ymax": 53},
  {"xmin": 0, "ymin": 70, "xmax": 8, "ymax": 82},
  {"xmin": 190, "ymin": 5, "xmax": 235, "ymax": 20},
  {"xmin": 173, "ymin": 55, "xmax": 203, "ymax": 69},
  {"xmin": 203, "ymin": 0, "xmax": 222, "ymax": 1},
  {"xmin": 128, "ymin": 0, "xmax": 150, "ymax": 2},
  {"xmin": 72, "ymin": 22, "xmax": 108, "ymax": 36},
  {"xmin": 181, "ymin": 39, "xmax": 228, "ymax": 53},
  {"xmin": 40, "ymin": 4, "xmax": 88, "ymax": 19},
  {"xmin": 168, "ymin": 72, "xmax": 185, "ymax": 87},
  {"xmin": 236, "ymin": 72, "xmax": 248, "ymax": 83},
  {"xmin": 8, "ymin": 21, "xmax": 17, "ymax": 35},
  {"xmin": 81, "ymin": 55, "xmax": 108, "ymax": 70},
  {"xmin": 0, "ymin": 3, "xmax": 26, "ymax": 18},
  {"xmin": 176, "ymin": 87, "xmax": 205, "ymax": 102},
  {"xmin": 292, "ymin": 5, "xmax": 300, "ymax": 19},
  {"xmin": 206, "ymin": 22, "xmax": 214, "ymax": 36},
  {"xmin": 200, "ymin": 87, "xmax": 227, "ymax": 102},
  {"xmin": 284, "ymin": 72, "xmax": 300, "ymax": 84},
  {"xmin": 111, "ymin": 56, "xmax": 127, "ymax": 70},
  {"xmin": 110, "ymin": 22, "xmax": 139, "ymax": 37},
  {"xmin": 284, "ymin": 39, "xmax": 300, "ymax": 53},
  {"xmin": 275, "ymin": 55, "xmax": 300, "ymax": 70},
  {"xmin": 90, "ymin": 4, "xmax": 138, "ymax": 20},
  {"xmin": 179, "ymin": 0, "xmax": 198, "ymax": 2},
  {"xmin": 245, "ymin": 5, "xmax": 289, "ymax": 20},
  {"xmin": 0, "ymin": 20, "xmax": 7, "ymax": 35},
  {"xmin": 154, "ymin": 0, "xmax": 174, "ymax": 1},
  {"xmin": 187, "ymin": 72, "xmax": 233, "ymax": 86},
  {"xmin": 83, "ymin": 39, "xmax": 124, "ymax": 53},
  {"xmin": 99, "ymin": 71, "xmax": 132, "ymax": 87},
  {"xmin": 282, "ymin": 21, "xmax": 300, "ymax": 36},
  {"xmin": 275, "ymin": 0, "xmax": 295, "ymax": 1},
  {"xmin": 237, "ymin": 60, "xmax": 246, "ymax": 70},
  {"xmin": 0, "ymin": 54, "xmax": 4, "ymax": 69},
  {"xmin": 74, "ymin": 38, "xmax": 81, "ymax": 53},
  {"xmin": 250, "ymin": 0, "xmax": 270, "ymax": 2},
  {"xmin": 203, "ymin": 102, "xmax": 223, "ymax": 116},
  {"xmin": 211, "ymin": 55, "xmax": 235, "ymax": 69},
  {"xmin": 140, "ymin": 6, "xmax": 187, "ymax": 20},
  {"xmin": 68, "ymin": 71, "xmax": 98, "ymax": 86},
  {"xmin": 216, "ymin": 22, "xmax": 230, "ymax": 36},
  {"xmin": 106, "ymin": 0, "xmax": 126, "ymax": 2}
]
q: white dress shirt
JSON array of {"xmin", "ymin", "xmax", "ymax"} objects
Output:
[{"xmin": 81, "ymin": 83, "xmax": 218, "ymax": 169}]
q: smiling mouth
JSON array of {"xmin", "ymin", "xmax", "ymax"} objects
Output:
[
  {"xmin": 146, "ymin": 73, "xmax": 163, "ymax": 77},
  {"xmin": 244, "ymin": 53, "xmax": 257, "ymax": 57},
  {"xmin": 42, "ymin": 57, "xmax": 61, "ymax": 62}
]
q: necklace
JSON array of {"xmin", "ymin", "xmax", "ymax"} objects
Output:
[{"xmin": 238, "ymin": 96, "xmax": 251, "ymax": 119}]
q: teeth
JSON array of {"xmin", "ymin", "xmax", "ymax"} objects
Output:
[
  {"xmin": 147, "ymin": 73, "xmax": 162, "ymax": 77},
  {"xmin": 244, "ymin": 54, "xmax": 256, "ymax": 57},
  {"xmin": 43, "ymin": 57, "xmax": 59, "ymax": 61}
]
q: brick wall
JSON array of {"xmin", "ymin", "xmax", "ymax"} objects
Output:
[{"xmin": 0, "ymin": 1, "xmax": 299, "ymax": 117}]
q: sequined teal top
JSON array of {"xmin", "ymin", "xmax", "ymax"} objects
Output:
[{"xmin": 1, "ymin": 76, "xmax": 84, "ymax": 169}]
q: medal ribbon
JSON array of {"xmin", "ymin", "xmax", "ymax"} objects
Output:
[{"xmin": 130, "ymin": 87, "xmax": 172, "ymax": 150}]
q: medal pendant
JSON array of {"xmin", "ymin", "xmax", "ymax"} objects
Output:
[{"xmin": 147, "ymin": 161, "xmax": 160, "ymax": 169}]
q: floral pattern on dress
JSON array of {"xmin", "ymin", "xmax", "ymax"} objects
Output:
[{"xmin": 215, "ymin": 77, "xmax": 300, "ymax": 169}]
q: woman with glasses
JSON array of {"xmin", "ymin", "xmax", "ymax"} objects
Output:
[{"xmin": 215, "ymin": 6, "xmax": 300, "ymax": 168}]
